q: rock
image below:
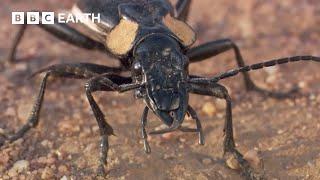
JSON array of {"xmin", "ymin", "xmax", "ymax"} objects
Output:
[
  {"xmin": 17, "ymin": 102, "xmax": 31, "ymax": 120},
  {"xmin": 41, "ymin": 167, "xmax": 54, "ymax": 179},
  {"xmin": 58, "ymin": 165, "xmax": 68, "ymax": 174},
  {"xmin": 215, "ymin": 99, "xmax": 226, "ymax": 110},
  {"xmin": 0, "ymin": 128, "xmax": 5, "ymax": 135},
  {"xmin": 8, "ymin": 160, "xmax": 30, "ymax": 177},
  {"xmin": 0, "ymin": 150, "xmax": 10, "ymax": 165},
  {"xmin": 226, "ymin": 149, "xmax": 262, "ymax": 170},
  {"xmin": 201, "ymin": 158, "xmax": 212, "ymax": 165},
  {"xmin": 196, "ymin": 173, "xmax": 209, "ymax": 180},
  {"xmin": 41, "ymin": 140, "xmax": 53, "ymax": 148},
  {"xmin": 226, "ymin": 155, "xmax": 240, "ymax": 170},
  {"xmin": 243, "ymin": 149, "xmax": 262, "ymax": 168},
  {"xmin": 5, "ymin": 107, "xmax": 16, "ymax": 116},
  {"xmin": 60, "ymin": 176, "xmax": 68, "ymax": 180},
  {"xmin": 202, "ymin": 102, "xmax": 217, "ymax": 117}
]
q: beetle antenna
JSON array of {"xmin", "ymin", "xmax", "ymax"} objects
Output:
[{"xmin": 190, "ymin": 55, "xmax": 320, "ymax": 83}]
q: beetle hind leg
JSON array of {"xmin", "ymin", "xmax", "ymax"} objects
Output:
[
  {"xmin": 186, "ymin": 106, "xmax": 205, "ymax": 145},
  {"xmin": 189, "ymin": 82, "xmax": 263, "ymax": 180},
  {"xmin": 7, "ymin": 12, "xmax": 106, "ymax": 64},
  {"xmin": 175, "ymin": 0, "xmax": 192, "ymax": 21},
  {"xmin": 187, "ymin": 39, "xmax": 299, "ymax": 99}
]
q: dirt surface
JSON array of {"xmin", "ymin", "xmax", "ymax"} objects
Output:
[{"xmin": 1, "ymin": 0, "xmax": 320, "ymax": 179}]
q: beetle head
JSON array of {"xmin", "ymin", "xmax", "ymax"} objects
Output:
[{"xmin": 133, "ymin": 34, "xmax": 189, "ymax": 127}]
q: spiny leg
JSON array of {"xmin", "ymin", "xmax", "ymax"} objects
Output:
[
  {"xmin": 141, "ymin": 107, "xmax": 151, "ymax": 153},
  {"xmin": 0, "ymin": 73, "xmax": 49, "ymax": 146},
  {"xmin": 85, "ymin": 77, "xmax": 114, "ymax": 176},
  {"xmin": 85, "ymin": 74, "xmax": 142, "ymax": 175},
  {"xmin": 7, "ymin": 12, "xmax": 106, "ymax": 63},
  {"xmin": 189, "ymin": 82, "xmax": 261, "ymax": 180},
  {"xmin": 175, "ymin": 0, "xmax": 192, "ymax": 21},
  {"xmin": 187, "ymin": 106, "xmax": 204, "ymax": 145},
  {"xmin": 187, "ymin": 39, "xmax": 297, "ymax": 99},
  {"xmin": 0, "ymin": 63, "xmax": 124, "ymax": 147}
]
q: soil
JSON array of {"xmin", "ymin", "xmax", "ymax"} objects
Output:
[{"xmin": 1, "ymin": 0, "xmax": 320, "ymax": 179}]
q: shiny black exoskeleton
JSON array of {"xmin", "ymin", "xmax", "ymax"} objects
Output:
[{"xmin": 3, "ymin": 0, "xmax": 320, "ymax": 179}]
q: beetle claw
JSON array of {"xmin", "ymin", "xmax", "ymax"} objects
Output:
[
  {"xmin": 143, "ymin": 140, "xmax": 151, "ymax": 154},
  {"xmin": 97, "ymin": 165, "xmax": 107, "ymax": 177}
]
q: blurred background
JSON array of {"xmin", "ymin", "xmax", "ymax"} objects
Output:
[{"xmin": 0, "ymin": 0, "xmax": 320, "ymax": 179}]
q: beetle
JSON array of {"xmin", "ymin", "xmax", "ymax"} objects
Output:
[{"xmin": 2, "ymin": 0, "xmax": 320, "ymax": 179}]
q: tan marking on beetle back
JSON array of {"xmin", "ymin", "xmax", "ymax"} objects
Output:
[
  {"xmin": 106, "ymin": 19, "xmax": 139, "ymax": 56},
  {"xmin": 163, "ymin": 15, "xmax": 196, "ymax": 47}
]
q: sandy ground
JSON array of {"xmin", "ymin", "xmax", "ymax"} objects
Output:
[{"xmin": 1, "ymin": 0, "xmax": 320, "ymax": 179}]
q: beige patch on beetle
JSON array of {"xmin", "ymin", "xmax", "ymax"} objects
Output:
[
  {"xmin": 163, "ymin": 15, "xmax": 196, "ymax": 47},
  {"xmin": 106, "ymin": 19, "xmax": 139, "ymax": 56}
]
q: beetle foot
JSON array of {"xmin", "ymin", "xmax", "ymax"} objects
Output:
[
  {"xmin": 143, "ymin": 140, "xmax": 151, "ymax": 154},
  {"xmin": 0, "ymin": 138, "xmax": 5, "ymax": 147},
  {"xmin": 0, "ymin": 132, "xmax": 9, "ymax": 148},
  {"xmin": 224, "ymin": 149, "xmax": 264, "ymax": 180},
  {"xmin": 198, "ymin": 131, "xmax": 205, "ymax": 145},
  {"xmin": 97, "ymin": 165, "xmax": 107, "ymax": 177}
]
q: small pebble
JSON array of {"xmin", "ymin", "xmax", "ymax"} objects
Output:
[
  {"xmin": 226, "ymin": 156, "xmax": 240, "ymax": 170},
  {"xmin": 41, "ymin": 167, "xmax": 54, "ymax": 179},
  {"xmin": 8, "ymin": 160, "xmax": 29, "ymax": 177},
  {"xmin": 161, "ymin": 132, "xmax": 175, "ymax": 140},
  {"xmin": 58, "ymin": 165, "xmax": 68, "ymax": 174},
  {"xmin": 277, "ymin": 129, "xmax": 285, "ymax": 134},
  {"xmin": 243, "ymin": 149, "xmax": 262, "ymax": 168},
  {"xmin": 226, "ymin": 149, "xmax": 262, "ymax": 170},
  {"xmin": 196, "ymin": 173, "xmax": 208, "ymax": 180},
  {"xmin": 17, "ymin": 103, "xmax": 31, "ymax": 120},
  {"xmin": 60, "ymin": 176, "xmax": 68, "ymax": 180},
  {"xmin": 179, "ymin": 138, "xmax": 186, "ymax": 143},
  {"xmin": 5, "ymin": 107, "xmax": 16, "ymax": 116},
  {"xmin": 202, "ymin": 102, "xmax": 217, "ymax": 117},
  {"xmin": 0, "ymin": 128, "xmax": 5, "ymax": 135},
  {"xmin": 0, "ymin": 151, "xmax": 10, "ymax": 164},
  {"xmin": 201, "ymin": 158, "xmax": 212, "ymax": 165},
  {"xmin": 215, "ymin": 99, "xmax": 226, "ymax": 110}
]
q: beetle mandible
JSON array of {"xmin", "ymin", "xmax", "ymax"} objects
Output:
[{"xmin": 2, "ymin": 0, "xmax": 320, "ymax": 179}]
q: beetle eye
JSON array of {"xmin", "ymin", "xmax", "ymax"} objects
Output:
[{"xmin": 133, "ymin": 61, "xmax": 142, "ymax": 72}]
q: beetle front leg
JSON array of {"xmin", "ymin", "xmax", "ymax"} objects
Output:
[
  {"xmin": 85, "ymin": 79, "xmax": 114, "ymax": 176},
  {"xmin": 187, "ymin": 39, "xmax": 298, "ymax": 99},
  {"xmin": 187, "ymin": 106, "xmax": 205, "ymax": 145},
  {"xmin": 85, "ymin": 74, "xmax": 142, "ymax": 175},
  {"xmin": 189, "ymin": 82, "xmax": 262, "ymax": 180},
  {"xmin": 141, "ymin": 107, "xmax": 151, "ymax": 154}
]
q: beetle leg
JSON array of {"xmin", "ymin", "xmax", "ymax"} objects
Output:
[
  {"xmin": 141, "ymin": 107, "xmax": 151, "ymax": 154},
  {"xmin": 0, "ymin": 73, "xmax": 49, "ymax": 146},
  {"xmin": 85, "ymin": 77, "xmax": 114, "ymax": 176},
  {"xmin": 187, "ymin": 39, "xmax": 298, "ymax": 99},
  {"xmin": 188, "ymin": 82, "xmax": 262, "ymax": 180},
  {"xmin": 7, "ymin": 13, "xmax": 106, "ymax": 63},
  {"xmin": 175, "ymin": 0, "xmax": 192, "ymax": 21},
  {"xmin": 187, "ymin": 106, "xmax": 205, "ymax": 145},
  {"xmin": 30, "ymin": 63, "xmax": 124, "ymax": 79},
  {"xmin": 0, "ymin": 63, "xmax": 124, "ymax": 147},
  {"xmin": 85, "ymin": 74, "xmax": 141, "ymax": 176}
]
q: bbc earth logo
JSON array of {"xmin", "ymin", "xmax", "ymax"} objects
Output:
[{"xmin": 12, "ymin": 12, "xmax": 101, "ymax": 24}]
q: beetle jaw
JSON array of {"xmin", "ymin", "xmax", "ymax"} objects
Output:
[{"xmin": 144, "ymin": 88, "xmax": 189, "ymax": 127}]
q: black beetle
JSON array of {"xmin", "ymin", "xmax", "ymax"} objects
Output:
[{"xmin": 2, "ymin": 0, "xmax": 320, "ymax": 179}]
